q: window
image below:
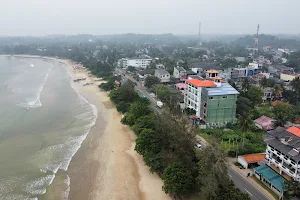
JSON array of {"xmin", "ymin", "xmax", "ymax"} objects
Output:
[{"xmin": 291, "ymin": 161, "xmax": 296, "ymax": 165}]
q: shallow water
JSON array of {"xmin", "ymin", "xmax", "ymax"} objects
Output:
[{"xmin": 0, "ymin": 56, "xmax": 97, "ymax": 200}]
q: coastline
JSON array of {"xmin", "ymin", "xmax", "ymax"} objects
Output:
[{"xmin": 0, "ymin": 55, "xmax": 170, "ymax": 200}]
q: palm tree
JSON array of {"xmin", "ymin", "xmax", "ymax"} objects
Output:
[
  {"xmin": 273, "ymin": 85, "xmax": 283, "ymax": 99},
  {"xmin": 259, "ymin": 77, "xmax": 268, "ymax": 88},
  {"xmin": 238, "ymin": 114, "xmax": 252, "ymax": 132},
  {"xmin": 241, "ymin": 78, "xmax": 250, "ymax": 92}
]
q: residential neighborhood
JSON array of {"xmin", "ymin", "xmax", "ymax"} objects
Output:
[{"xmin": 2, "ymin": 31, "xmax": 300, "ymax": 200}]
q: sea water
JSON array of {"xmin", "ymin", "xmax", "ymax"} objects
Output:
[{"xmin": 0, "ymin": 56, "xmax": 97, "ymax": 200}]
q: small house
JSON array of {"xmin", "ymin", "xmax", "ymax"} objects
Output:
[
  {"xmin": 155, "ymin": 69, "xmax": 170, "ymax": 83},
  {"xmin": 254, "ymin": 116, "xmax": 275, "ymax": 131}
]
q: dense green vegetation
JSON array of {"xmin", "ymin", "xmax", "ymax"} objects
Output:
[
  {"xmin": 106, "ymin": 80, "xmax": 249, "ymax": 199},
  {"xmin": 144, "ymin": 76, "xmax": 160, "ymax": 88},
  {"xmin": 200, "ymin": 127, "xmax": 266, "ymax": 156}
]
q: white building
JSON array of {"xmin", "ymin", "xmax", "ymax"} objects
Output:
[
  {"xmin": 173, "ymin": 67, "xmax": 186, "ymax": 80},
  {"xmin": 264, "ymin": 126, "xmax": 300, "ymax": 181},
  {"xmin": 154, "ymin": 69, "xmax": 170, "ymax": 83},
  {"xmin": 126, "ymin": 57, "xmax": 152, "ymax": 69},
  {"xmin": 184, "ymin": 78, "xmax": 217, "ymax": 117},
  {"xmin": 118, "ymin": 57, "xmax": 152, "ymax": 69},
  {"xmin": 234, "ymin": 57, "xmax": 246, "ymax": 63}
]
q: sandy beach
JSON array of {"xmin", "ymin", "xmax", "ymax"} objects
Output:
[
  {"xmin": 3, "ymin": 55, "xmax": 170, "ymax": 200},
  {"xmin": 65, "ymin": 60, "xmax": 171, "ymax": 200}
]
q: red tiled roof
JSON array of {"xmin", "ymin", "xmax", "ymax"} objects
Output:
[
  {"xmin": 186, "ymin": 79, "xmax": 216, "ymax": 87},
  {"xmin": 287, "ymin": 126, "xmax": 300, "ymax": 137},
  {"xmin": 241, "ymin": 153, "xmax": 266, "ymax": 163},
  {"xmin": 254, "ymin": 115, "xmax": 275, "ymax": 130}
]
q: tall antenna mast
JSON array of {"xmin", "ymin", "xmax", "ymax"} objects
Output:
[
  {"xmin": 199, "ymin": 22, "xmax": 202, "ymax": 47},
  {"xmin": 254, "ymin": 24, "xmax": 260, "ymax": 56}
]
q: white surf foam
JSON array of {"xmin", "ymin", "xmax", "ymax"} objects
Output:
[
  {"xmin": 62, "ymin": 175, "xmax": 70, "ymax": 200},
  {"xmin": 18, "ymin": 66, "xmax": 53, "ymax": 109},
  {"xmin": 22, "ymin": 174, "xmax": 55, "ymax": 196}
]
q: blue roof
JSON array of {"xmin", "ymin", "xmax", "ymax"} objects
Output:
[
  {"xmin": 206, "ymin": 83, "xmax": 239, "ymax": 96},
  {"xmin": 254, "ymin": 164, "xmax": 285, "ymax": 191}
]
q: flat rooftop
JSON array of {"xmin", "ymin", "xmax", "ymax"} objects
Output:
[{"xmin": 205, "ymin": 82, "xmax": 239, "ymax": 96}]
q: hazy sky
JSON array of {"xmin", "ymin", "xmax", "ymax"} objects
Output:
[{"xmin": 0, "ymin": 0, "xmax": 299, "ymax": 36}]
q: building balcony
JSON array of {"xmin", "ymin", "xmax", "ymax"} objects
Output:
[{"xmin": 268, "ymin": 162, "xmax": 294, "ymax": 181}]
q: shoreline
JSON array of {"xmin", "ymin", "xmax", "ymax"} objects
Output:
[{"xmin": 0, "ymin": 54, "xmax": 170, "ymax": 200}]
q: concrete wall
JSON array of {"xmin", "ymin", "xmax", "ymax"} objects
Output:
[{"xmin": 280, "ymin": 73, "xmax": 298, "ymax": 81}]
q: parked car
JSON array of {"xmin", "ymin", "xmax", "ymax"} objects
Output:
[{"xmin": 195, "ymin": 143, "xmax": 202, "ymax": 149}]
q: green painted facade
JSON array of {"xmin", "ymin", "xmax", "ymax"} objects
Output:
[{"xmin": 201, "ymin": 89, "xmax": 238, "ymax": 127}]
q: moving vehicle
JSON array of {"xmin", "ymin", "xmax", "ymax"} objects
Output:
[{"xmin": 157, "ymin": 101, "xmax": 163, "ymax": 108}]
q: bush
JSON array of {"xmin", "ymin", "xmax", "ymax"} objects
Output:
[
  {"xmin": 116, "ymin": 101, "xmax": 130, "ymax": 113},
  {"xmin": 228, "ymin": 151, "xmax": 236, "ymax": 157},
  {"xmin": 99, "ymin": 81, "xmax": 115, "ymax": 91},
  {"xmin": 162, "ymin": 162, "xmax": 195, "ymax": 195},
  {"xmin": 121, "ymin": 113, "xmax": 135, "ymax": 126}
]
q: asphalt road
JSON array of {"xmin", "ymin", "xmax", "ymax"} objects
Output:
[
  {"xmin": 228, "ymin": 167, "xmax": 272, "ymax": 200},
  {"xmin": 117, "ymin": 68, "xmax": 163, "ymax": 114}
]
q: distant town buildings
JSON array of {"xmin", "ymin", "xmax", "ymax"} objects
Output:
[
  {"xmin": 234, "ymin": 57, "xmax": 246, "ymax": 63},
  {"xmin": 230, "ymin": 63, "xmax": 259, "ymax": 80}
]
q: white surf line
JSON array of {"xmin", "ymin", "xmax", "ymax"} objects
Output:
[
  {"xmin": 245, "ymin": 189, "xmax": 253, "ymax": 196},
  {"xmin": 230, "ymin": 166, "xmax": 273, "ymax": 200}
]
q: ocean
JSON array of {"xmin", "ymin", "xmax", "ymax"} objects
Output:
[{"xmin": 0, "ymin": 56, "xmax": 97, "ymax": 200}]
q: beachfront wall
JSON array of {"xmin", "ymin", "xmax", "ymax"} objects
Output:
[{"xmin": 254, "ymin": 164, "xmax": 284, "ymax": 196}]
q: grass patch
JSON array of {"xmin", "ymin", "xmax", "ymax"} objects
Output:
[{"xmin": 251, "ymin": 176, "xmax": 280, "ymax": 200}]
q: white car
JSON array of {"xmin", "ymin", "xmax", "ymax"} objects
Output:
[
  {"xmin": 150, "ymin": 93, "xmax": 156, "ymax": 98},
  {"xmin": 195, "ymin": 143, "xmax": 202, "ymax": 149}
]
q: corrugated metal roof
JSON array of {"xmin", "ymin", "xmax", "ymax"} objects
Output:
[
  {"xmin": 254, "ymin": 164, "xmax": 284, "ymax": 191},
  {"xmin": 155, "ymin": 69, "xmax": 170, "ymax": 75},
  {"xmin": 206, "ymin": 83, "xmax": 239, "ymax": 96},
  {"xmin": 175, "ymin": 67, "xmax": 186, "ymax": 72}
]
